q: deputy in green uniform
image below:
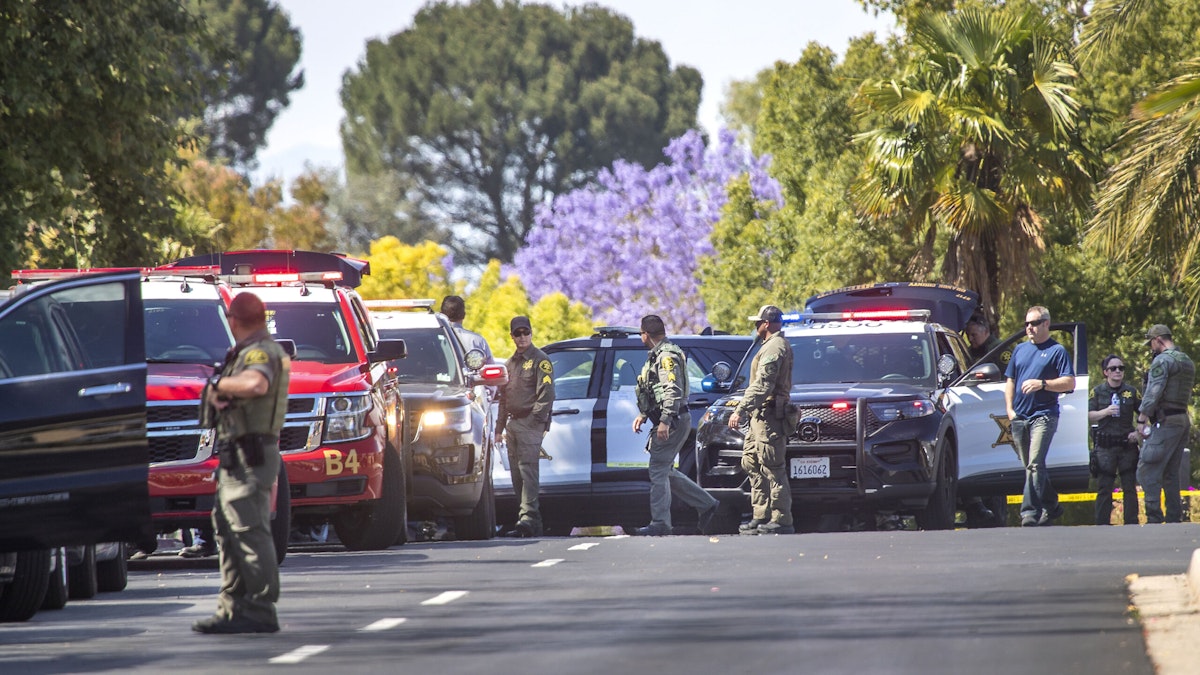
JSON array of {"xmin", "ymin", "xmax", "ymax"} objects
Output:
[
  {"xmin": 1136, "ymin": 325, "xmax": 1194, "ymax": 524},
  {"xmin": 495, "ymin": 316, "xmax": 555, "ymax": 537},
  {"xmin": 728, "ymin": 305, "xmax": 795, "ymax": 535},
  {"xmin": 193, "ymin": 292, "xmax": 290, "ymax": 634},
  {"xmin": 631, "ymin": 315, "xmax": 720, "ymax": 536}
]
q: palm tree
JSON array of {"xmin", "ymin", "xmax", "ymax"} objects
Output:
[
  {"xmin": 853, "ymin": 8, "xmax": 1095, "ymax": 329},
  {"xmin": 1082, "ymin": 0, "xmax": 1200, "ymax": 313}
]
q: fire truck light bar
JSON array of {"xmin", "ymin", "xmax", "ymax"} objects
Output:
[{"xmin": 223, "ymin": 271, "xmax": 343, "ymax": 286}]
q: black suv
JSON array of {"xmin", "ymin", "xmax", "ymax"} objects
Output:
[
  {"xmin": 492, "ymin": 327, "xmax": 753, "ymax": 532},
  {"xmin": 368, "ymin": 301, "xmax": 509, "ymax": 540},
  {"xmin": 0, "ymin": 270, "xmax": 149, "ymax": 622},
  {"xmin": 696, "ymin": 283, "xmax": 1089, "ymax": 531}
]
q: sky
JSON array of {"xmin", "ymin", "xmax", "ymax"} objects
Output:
[{"xmin": 253, "ymin": 0, "xmax": 896, "ymax": 186}]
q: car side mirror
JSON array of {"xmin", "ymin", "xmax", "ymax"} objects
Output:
[
  {"xmin": 964, "ymin": 362, "xmax": 1002, "ymax": 383},
  {"xmin": 276, "ymin": 339, "xmax": 297, "ymax": 358},
  {"xmin": 369, "ymin": 338, "xmax": 407, "ymax": 363}
]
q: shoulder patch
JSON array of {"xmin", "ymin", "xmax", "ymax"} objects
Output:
[
  {"xmin": 760, "ymin": 353, "xmax": 780, "ymax": 365},
  {"xmin": 1150, "ymin": 363, "xmax": 1166, "ymax": 378},
  {"xmin": 539, "ymin": 360, "xmax": 552, "ymax": 374},
  {"xmin": 661, "ymin": 356, "xmax": 675, "ymax": 371},
  {"xmin": 244, "ymin": 349, "xmax": 269, "ymax": 365}
]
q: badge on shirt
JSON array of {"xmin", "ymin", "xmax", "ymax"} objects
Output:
[
  {"xmin": 523, "ymin": 360, "xmax": 533, "ymax": 371},
  {"xmin": 244, "ymin": 349, "xmax": 269, "ymax": 365}
]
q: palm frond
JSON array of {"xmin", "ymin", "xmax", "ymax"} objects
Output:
[
  {"xmin": 1077, "ymin": 0, "xmax": 1155, "ymax": 67},
  {"xmin": 1135, "ymin": 58, "xmax": 1200, "ymax": 120}
]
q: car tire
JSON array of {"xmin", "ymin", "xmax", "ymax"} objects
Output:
[
  {"xmin": 41, "ymin": 548, "xmax": 69, "ymax": 610},
  {"xmin": 271, "ymin": 463, "xmax": 292, "ymax": 563},
  {"xmin": 68, "ymin": 544, "xmax": 98, "ymax": 600},
  {"xmin": 96, "ymin": 543, "xmax": 128, "ymax": 593},
  {"xmin": 916, "ymin": 439, "xmax": 957, "ymax": 531},
  {"xmin": 334, "ymin": 444, "xmax": 406, "ymax": 551},
  {"xmin": 454, "ymin": 460, "xmax": 496, "ymax": 541},
  {"xmin": 0, "ymin": 549, "xmax": 52, "ymax": 622}
]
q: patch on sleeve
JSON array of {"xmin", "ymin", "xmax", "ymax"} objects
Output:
[
  {"xmin": 244, "ymin": 349, "xmax": 269, "ymax": 365},
  {"xmin": 1150, "ymin": 363, "xmax": 1165, "ymax": 379},
  {"xmin": 539, "ymin": 360, "xmax": 552, "ymax": 374},
  {"xmin": 661, "ymin": 356, "xmax": 675, "ymax": 372},
  {"xmin": 541, "ymin": 375, "xmax": 551, "ymax": 385}
]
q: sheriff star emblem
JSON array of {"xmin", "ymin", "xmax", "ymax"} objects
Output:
[
  {"xmin": 990, "ymin": 413, "xmax": 1014, "ymax": 448},
  {"xmin": 523, "ymin": 360, "xmax": 533, "ymax": 371}
]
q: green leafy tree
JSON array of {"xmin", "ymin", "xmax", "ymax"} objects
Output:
[
  {"xmin": 2, "ymin": 0, "xmax": 208, "ymax": 272},
  {"xmin": 703, "ymin": 36, "xmax": 912, "ymax": 330},
  {"xmin": 853, "ymin": 7, "xmax": 1096, "ymax": 330},
  {"xmin": 192, "ymin": 0, "xmax": 303, "ymax": 170},
  {"xmin": 465, "ymin": 260, "xmax": 533, "ymax": 355},
  {"xmin": 339, "ymin": 0, "xmax": 702, "ymax": 264},
  {"xmin": 319, "ymin": 169, "xmax": 446, "ymax": 254}
]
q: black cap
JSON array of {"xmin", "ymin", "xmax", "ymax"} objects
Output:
[{"xmin": 510, "ymin": 316, "xmax": 532, "ymax": 333}]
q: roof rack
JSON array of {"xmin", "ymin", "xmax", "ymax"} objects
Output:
[{"xmin": 362, "ymin": 299, "xmax": 437, "ymax": 313}]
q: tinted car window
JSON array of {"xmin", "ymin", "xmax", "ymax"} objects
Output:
[
  {"xmin": 266, "ymin": 303, "xmax": 355, "ymax": 363},
  {"xmin": 378, "ymin": 327, "xmax": 462, "ymax": 385},
  {"xmin": 549, "ymin": 350, "xmax": 597, "ymax": 399}
]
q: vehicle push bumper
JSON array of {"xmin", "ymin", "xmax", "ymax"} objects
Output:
[{"xmin": 786, "ymin": 398, "xmax": 939, "ymax": 511}]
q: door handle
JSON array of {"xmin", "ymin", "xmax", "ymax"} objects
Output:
[
  {"xmin": 551, "ymin": 408, "xmax": 580, "ymax": 416},
  {"xmin": 79, "ymin": 382, "xmax": 133, "ymax": 397}
]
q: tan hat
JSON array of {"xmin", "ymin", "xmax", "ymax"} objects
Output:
[
  {"xmin": 747, "ymin": 305, "xmax": 783, "ymax": 323},
  {"xmin": 1144, "ymin": 324, "xmax": 1172, "ymax": 345}
]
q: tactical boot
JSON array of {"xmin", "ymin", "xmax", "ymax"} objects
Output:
[
  {"xmin": 738, "ymin": 518, "xmax": 766, "ymax": 535},
  {"xmin": 757, "ymin": 522, "xmax": 795, "ymax": 535}
]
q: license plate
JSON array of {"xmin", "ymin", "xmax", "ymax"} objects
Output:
[{"xmin": 790, "ymin": 456, "xmax": 830, "ymax": 479}]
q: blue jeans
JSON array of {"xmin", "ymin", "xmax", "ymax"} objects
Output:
[{"xmin": 1011, "ymin": 414, "xmax": 1060, "ymax": 519}]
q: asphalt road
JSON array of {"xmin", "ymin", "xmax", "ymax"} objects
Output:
[{"xmin": 2, "ymin": 524, "xmax": 1198, "ymax": 674}]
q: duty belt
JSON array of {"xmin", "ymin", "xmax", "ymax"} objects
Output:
[{"xmin": 1160, "ymin": 407, "xmax": 1188, "ymax": 417}]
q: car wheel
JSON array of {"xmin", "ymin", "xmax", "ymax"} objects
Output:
[
  {"xmin": 271, "ymin": 463, "xmax": 292, "ymax": 563},
  {"xmin": 96, "ymin": 543, "xmax": 128, "ymax": 593},
  {"xmin": 916, "ymin": 438, "xmax": 957, "ymax": 531},
  {"xmin": 454, "ymin": 460, "xmax": 496, "ymax": 541},
  {"xmin": 68, "ymin": 544, "xmax": 98, "ymax": 599},
  {"xmin": 0, "ymin": 549, "xmax": 52, "ymax": 622},
  {"xmin": 334, "ymin": 444, "xmax": 406, "ymax": 551},
  {"xmin": 41, "ymin": 548, "xmax": 68, "ymax": 610}
]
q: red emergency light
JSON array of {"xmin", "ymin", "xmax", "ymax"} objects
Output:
[
  {"xmin": 480, "ymin": 364, "xmax": 507, "ymax": 379},
  {"xmin": 831, "ymin": 401, "xmax": 851, "ymax": 411}
]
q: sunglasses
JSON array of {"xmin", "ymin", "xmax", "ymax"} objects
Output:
[
  {"xmin": 1024, "ymin": 318, "xmax": 1048, "ymax": 327},
  {"xmin": 1106, "ymin": 365, "xmax": 1125, "ymax": 372},
  {"xmin": 511, "ymin": 329, "xmax": 531, "ymax": 337}
]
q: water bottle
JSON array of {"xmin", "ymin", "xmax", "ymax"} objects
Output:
[{"xmin": 1111, "ymin": 392, "xmax": 1120, "ymax": 417}]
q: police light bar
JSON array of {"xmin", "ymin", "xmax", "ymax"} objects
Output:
[
  {"xmin": 363, "ymin": 299, "xmax": 437, "ymax": 310},
  {"xmin": 12, "ymin": 266, "xmax": 220, "ymax": 282},
  {"xmin": 790, "ymin": 309, "xmax": 933, "ymax": 323},
  {"xmin": 223, "ymin": 271, "xmax": 343, "ymax": 286}
]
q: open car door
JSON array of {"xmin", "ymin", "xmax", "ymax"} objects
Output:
[
  {"xmin": 0, "ymin": 270, "xmax": 150, "ymax": 551},
  {"xmin": 948, "ymin": 322, "xmax": 1091, "ymax": 495}
]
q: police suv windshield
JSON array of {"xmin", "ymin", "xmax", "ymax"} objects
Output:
[
  {"xmin": 736, "ymin": 331, "xmax": 937, "ymax": 387},
  {"xmin": 377, "ymin": 327, "xmax": 462, "ymax": 385}
]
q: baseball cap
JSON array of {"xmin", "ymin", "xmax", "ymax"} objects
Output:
[
  {"xmin": 747, "ymin": 305, "xmax": 784, "ymax": 323},
  {"xmin": 1144, "ymin": 324, "xmax": 1172, "ymax": 345},
  {"xmin": 510, "ymin": 316, "xmax": 532, "ymax": 333}
]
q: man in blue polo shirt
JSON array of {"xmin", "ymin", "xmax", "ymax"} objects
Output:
[{"xmin": 1005, "ymin": 305, "xmax": 1076, "ymax": 527}]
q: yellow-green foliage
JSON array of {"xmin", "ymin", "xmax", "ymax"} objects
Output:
[
  {"xmin": 358, "ymin": 237, "xmax": 458, "ymax": 301},
  {"xmin": 465, "ymin": 260, "xmax": 530, "ymax": 357},
  {"xmin": 531, "ymin": 292, "xmax": 593, "ymax": 345}
]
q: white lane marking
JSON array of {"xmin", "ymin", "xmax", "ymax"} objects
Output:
[
  {"xmin": 568, "ymin": 543, "xmax": 599, "ymax": 551},
  {"xmin": 532, "ymin": 559, "xmax": 564, "ymax": 568},
  {"xmin": 360, "ymin": 618, "xmax": 407, "ymax": 631},
  {"xmin": 269, "ymin": 645, "xmax": 330, "ymax": 665},
  {"xmin": 421, "ymin": 590, "xmax": 469, "ymax": 606}
]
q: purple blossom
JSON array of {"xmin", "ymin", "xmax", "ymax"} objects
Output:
[{"xmin": 514, "ymin": 128, "xmax": 781, "ymax": 333}]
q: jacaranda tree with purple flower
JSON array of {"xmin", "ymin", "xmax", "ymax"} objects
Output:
[{"xmin": 514, "ymin": 128, "xmax": 782, "ymax": 333}]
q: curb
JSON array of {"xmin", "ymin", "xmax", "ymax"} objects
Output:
[{"xmin": 1188, "ymin": 549, "xmax": 1200, "ymax": 605}]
